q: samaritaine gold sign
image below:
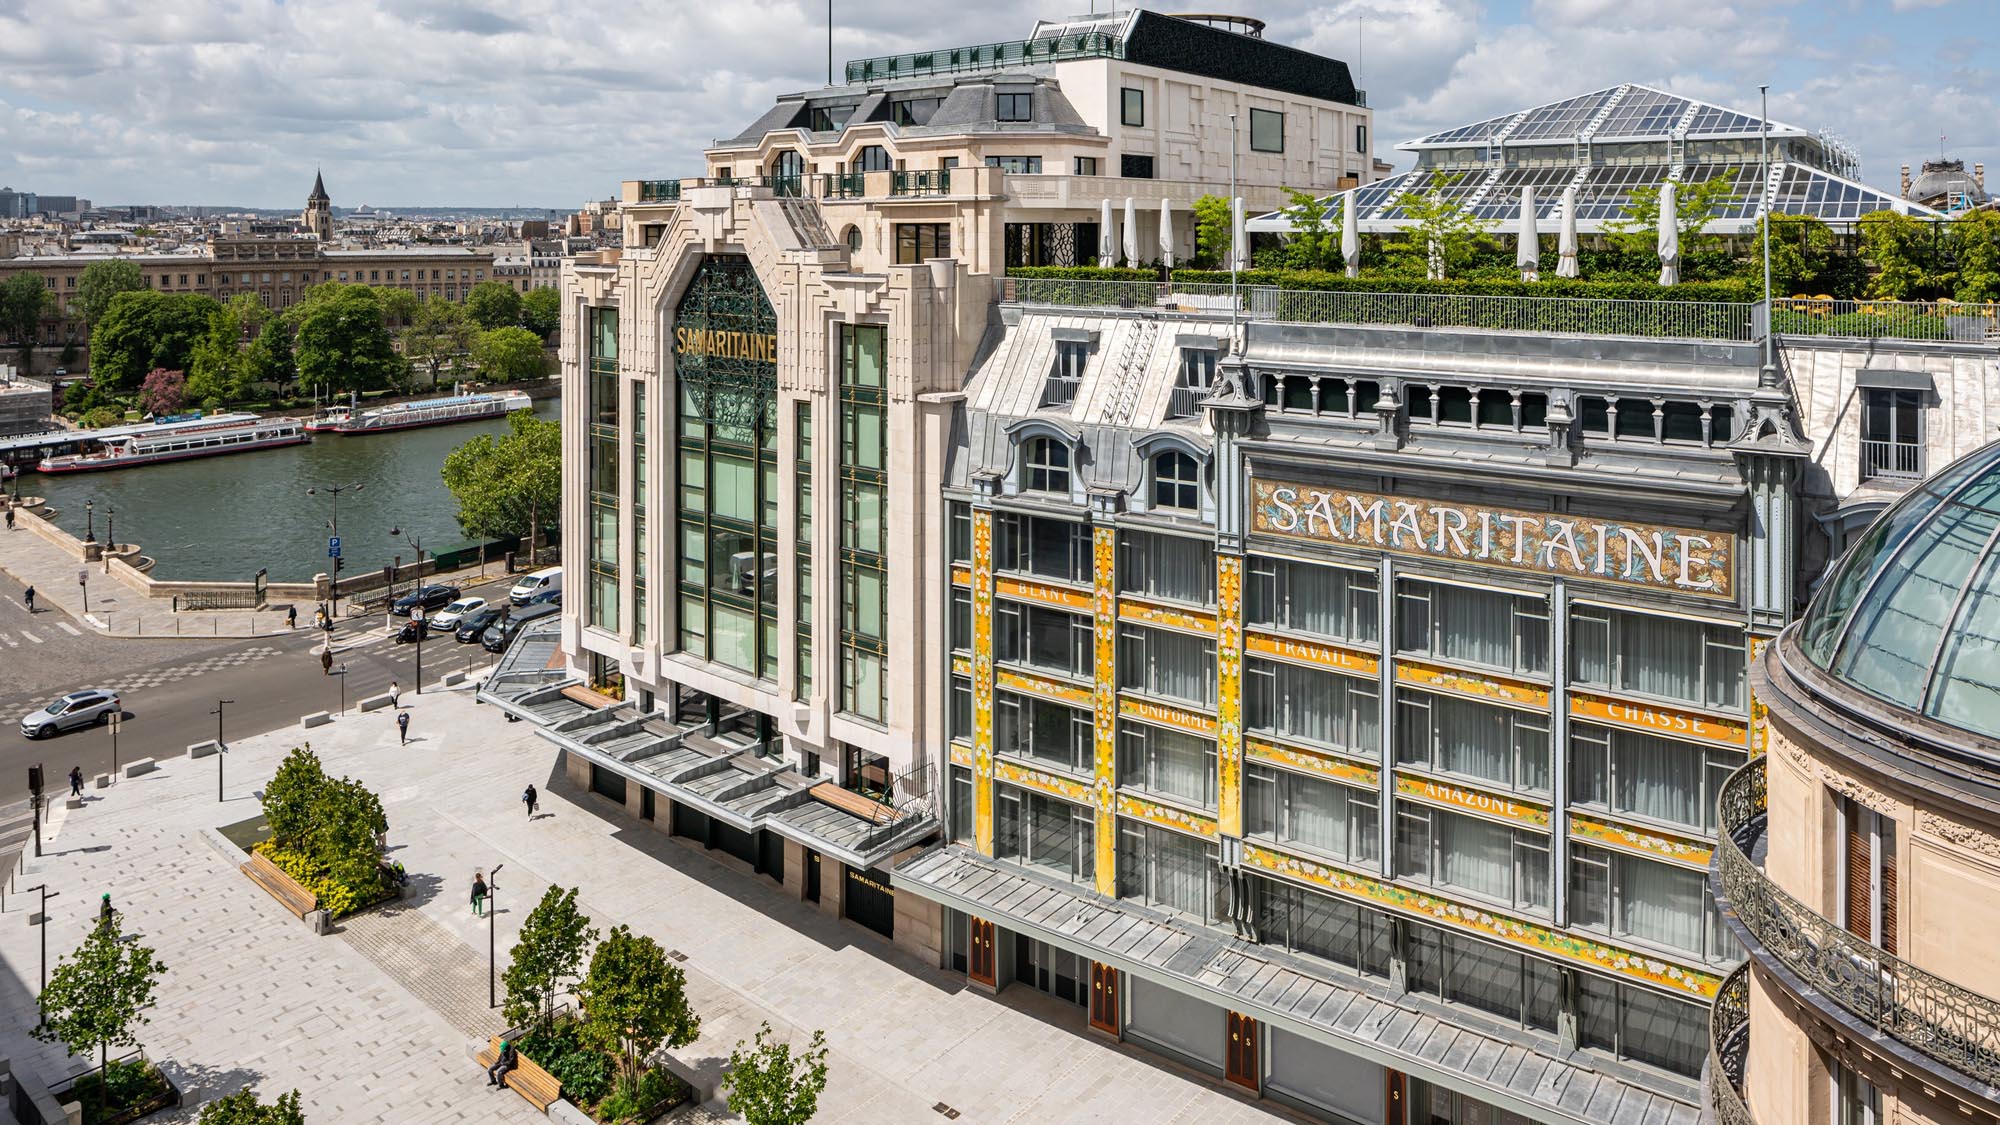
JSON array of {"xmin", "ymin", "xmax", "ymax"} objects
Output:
[
  {"xmin": 673, "ymin": 326, "xmax": 779, "ymax": 362},
  {"xmin": 1252, "ymin": 479, "xmax": 1734, "ymax": 598}
]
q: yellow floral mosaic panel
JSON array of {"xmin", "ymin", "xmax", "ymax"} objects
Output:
[
  {"xmin": 1245, "ymin": 738, "xmax": 1380, "ymax": 787},
  {"xmin": 1241, "ymin": 843, "xmax": 1722, "ymax": 998},
  {"xmin": 1117, "ymin": 597, "xmax": 1219, "ymax": 636},
  {"xmin": 996, "ymin": 668, "xmax": 1094, "ymax": 709},
  {"xmin": 951, "ymin": 564, "xmax": 971, "ymax": 588},
  {"xmin": 1118, "ymin": 696, "xmax": 1218, "ymax": 737},
  {"xmin": 972, "ymin": 509, "xmax": 996, "ymax": 855},
  {"xmin": 951, "ymin": 654, "xmax": 971, "ymax": 678},
  {"xmin": 1117, "ymin": 792, "xmax": 1219, "ymax": 838},
  {"xmin": 1244, "ymin": 631, "xmax": 1380, "ymax": 677},
  {"xmin": 1394, "ymin": 658, "xmax": 1551, "ymax": 711},
  {"xmin": 1216, "ymin": 555, "xmax": 1245, "ymax": 838},
  {"xmin": 996, "ymin": 575, "xmax": 1094, "ymax": 612},
  {"xmin": 1568, "ymin": 814, "xmax": 1714, "ymax": 870},
  {"xmin": 1091, "ymin": 526, "xmax": 1119, "ymax": 894},
  {"xmin": 1393, "ymin": 773, "xmax": 1552, "ymax": 830},
  {"xmin": 949, "ymin": 741, "xmax": 974, "ymax": 767},
  {"xmin": 996, "ymin": 758, "xmax": 1094, "ymax": 804},
  {"xmin": 1569, "ymin": 691, "xmax": 1749, "ymax": 749},
  {"xmin": 1748, "ymin": 634, "xmax": 1770, "ymax": 757}
]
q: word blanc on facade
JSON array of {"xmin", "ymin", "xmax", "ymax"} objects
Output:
[{"xmin": 1252, "ymin": 479, "xmax": 1735, "ymax": 598}]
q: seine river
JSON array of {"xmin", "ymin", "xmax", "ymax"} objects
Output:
[{"xmin": 32, "ymin": 398, "xmax": 559, "ymax": 582}]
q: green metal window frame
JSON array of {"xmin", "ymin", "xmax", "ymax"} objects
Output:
[
  {"xmin": 838, "ymin": 323, "xmax": 889, "ymax": 723},
  {"xmin": 795, "ymin": 400, "xmax": 814, "ymax": 702},
  {"xmin": 588, "ymin": 307, "xmax": 620, "ymax": 632}
]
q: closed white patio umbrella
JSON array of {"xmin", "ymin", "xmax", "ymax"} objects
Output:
[
  {"xmin": 1123, "ymin": 196, "xmax": 1140, "ymax": 268},
  {"xmin": 1516, "ymin": 185, "xmax": 1540, "ymax": 282},
  {"xmin": 1098, "ymin": 198, "xmax": 1115, "ymax": 265},
  {"xmin": 1341, "ymin": 188, "xmax": 1360, "ymax": 279},
  {"xmin": 1657, "ymin": 180, "xmax": 1681, "ymax": 286},
  {"xmin": 1231, "ymin": 196, "xmax": 1248, "ymax": 271},
  {"xmin": 1557, "ymin": 187, "xmax": 1580, "ymax": 278},
  {"xmin": 1158, "ymin": 197, "xmax": 1176, "ymax": 268}
]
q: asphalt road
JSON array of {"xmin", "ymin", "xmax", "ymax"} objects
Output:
[{"xmin": 0, "ymin": 571, "xmax": 520, "ymax": 799}]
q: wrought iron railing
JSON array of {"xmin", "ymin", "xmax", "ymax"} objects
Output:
[
  {"xmin": 1715, "ymin": 756, "xmax": 2000, "ymax": 1088},
  {"xmin": 1773, "ymin": 297, "xmax": 2000, "ymax": 342},
  {"xmin": 1861, "ymin": 438, "xmax": 1923, "ymax": 481},
  {"xmin": 892, "ymin": 169, "xmax": 952, "ymax": 197},
  {"xmin": 844, "ymin": 31, "xmax": 1123, "ymax": 84},
  {"xmin": 1707, "ymin": 963, "xmax": 1755, "ymax": 1125},
  {"xmin": 636, "ymin": 180, "xmax": 682, "ymax": 202},
  {"xmin": 818, "ymin": 172, "xmax": 867, "ymax": 199}
]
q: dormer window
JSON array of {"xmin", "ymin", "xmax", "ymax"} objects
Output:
[
  {"xmin": 996, "ymin": 92, "xmax": 1033, "ymax": 122},
  {"xmin": 1151, "ymin": 452, "xmax": 1201, "ymax": 512},
  {"xmin": 1168, "ymin": 348, "xmax": 1216, "ymax": 419},
  {"xmin": 1025, "ymin": 438, "xmax": 1072, "ymax": 495},
  {"xmin": 1043, "ymin": 340, "xmax": 1089, "ymax": 407}
]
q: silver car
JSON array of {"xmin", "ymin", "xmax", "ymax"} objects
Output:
[{"xmin": 20, "ymin": 689, "xmax": 121, "ymax": 739}]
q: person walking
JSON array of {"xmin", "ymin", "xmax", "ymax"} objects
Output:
[
  {"xmin": 98, "ymin": 893, "xmax": 115, "ymax": 929},
  {"xmin": 389, "ymin": 681, "xmax": 400, "ymax": 709},
  {"xmin": 68, "ymin": 766, "xmax": 82, "ymax": 798},
  {"xmin": 522, "ymin": 784, "xmax": 538, "ymax": 819},
  {"xmin": 23, "ymin": 585, "xmax": 33, "ymax": 613},
  {"xmin": 471, "ymin": 871, "xmax": 488, "ymax": 917},
  {"xmin": 287, "ymin": 605, "xmax": 297, "ymax": 630},
  {"xmin": 4, "ymin": 507, "xmax": 14, "ymax": 530},
  {"xmin": 397, "ymin": 709, "xmax": 410, "ymax": 745},
  {"xmin": 320, "ymin": 647, "xmax": 333, "ymax": 676}
]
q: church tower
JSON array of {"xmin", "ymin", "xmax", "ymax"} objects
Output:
[{"xmin": 303, "ymin": 170, "xmax": 332, "ymax": 240}]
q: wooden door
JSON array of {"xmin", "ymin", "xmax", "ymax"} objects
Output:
[
  {"xmin": 968, "ymin": 918, "xmax": 997, "ymax": 987},
  {"xmin": 1386, "ymin": 1070, "xmax": 1407, "ymax": 1125},
  {"xmin": 1088, "ymin": 962, "xmax": 1119, "ymax": 1034},
  {"xmin": 1225, "ymin": 1011, "xmax": 1259, "ymax": 1091}
]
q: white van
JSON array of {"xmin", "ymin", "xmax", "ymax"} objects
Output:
[{"xmin": 509, "ymin": 566, "xmax": 561, "ymax": 607}]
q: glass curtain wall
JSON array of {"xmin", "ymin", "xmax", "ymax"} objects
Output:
[
  {"xmin": 632, "ymin": 383, "xmax": 647, "ymax": 645},
  {"xmin": 794, "ymin": 402, "xmax": 813, "ymax": 700},
  {"xmin": 588, "ymin": 307, "xmax": 620, "ymax": 631},
  {"xmin": 838, "ymin": 324, "xmax": 889, "ymax": 722}
]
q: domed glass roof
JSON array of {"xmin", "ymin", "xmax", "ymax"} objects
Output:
[{"xmin": 1797, "ymin": 441, "xmax": 2000, "ymax": 742}]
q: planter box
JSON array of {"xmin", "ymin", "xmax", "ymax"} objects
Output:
[{"xmin": 50, "ymin": 1060, "xmax": 180, "ymax": 1125}]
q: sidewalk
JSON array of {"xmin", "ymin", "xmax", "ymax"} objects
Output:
[
  {"xmin": 0, "ymin": 514, "xmax": 290, "ymax": 639},
  {"xmin": 0, "ymin": 680, "xmax": 1288, "ymax": 1124}
]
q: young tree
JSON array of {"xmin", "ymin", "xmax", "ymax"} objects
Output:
[
  {"xmin": 33, "ymin": 912, "xmax": 168, "ymax": 1092},
  {"xmin": 1756, "ymin": 213, "xmax": 1836, "ymax": 297},
  {"xmin": 245, "ymin": 317, "xmax": 296, "ymax": 390},
  {"xmin": 88, "ymin": 291, "xmax": 221, "ymax": 393},
  {"xmin": 0, "ymin": 272, "xmax": 53, "ymax": 368},
  {"xmin": 1391, "ymin": 172, "xmax": 1495, "ymax": 280},
  {"xmin": 187, "ymin": 305, "xmax": 248, "ymax": 408},
  {"xmin": 1951, "ymin": 209, "xmax": 2000, "ymax": 303},
  {"xmin": 441, "ymin": 410, "xmax": 560, "ymax": 549},
  {"xmin": 521, "ymin": 286, "xmax": 561, "ymax": 340},
  {"xmin": 293, "ymin": 285, "xmax": 407, "ymax": 394},
  {"xmin": 502, "ymin": 886, "xmax": 599, "ymax": 1030},
  {"xmin": 1858, "ymin": 211, "xmax": 1941, "ymax": 300},
  {"xmin": 138, "ymin": 368, "xmax": 187, "ymax": 416},
  {"xmin": 1191, "ymin": 194, "xmax": 1232, "ymax": 270},
  {"xmin": 75, "ymin": 260, "xmax": 146, "ymax": 327},
  {"xmin": 1273, "ymin": 188, "xmax": 1337, "ymax": 271},
  {"xmin": 466, "ymin": 280, "xmax": 523, "ymax": 330},
  {"xmin": 472, "ymin": 326, "xmax": 548, "ymax": 383},
  {"xmin": 262, "ymin": 747, "xmax": 328, "ymax": 846},
  {"xmin": 724, "ymin": 1023, "xmax": 831, "ymax": 1125},
  {"xmin": 197, "ymin": 1088, "xmax": 306, "ymax": 1125},
  {"xmin": 401, "ymin": 297, "xmax": 473, "ymax": 389},
  {"xmin": 1604, "ymin": 176, "xmax": 1738, "ymax": 259},
  {"xmin": 577, "ymin": 926, "xmax": 701, "ymax": 1099}
]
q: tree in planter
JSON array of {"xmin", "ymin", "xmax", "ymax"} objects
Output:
[
  {"xmin": 503, "ymin": 885, "xmax": 599, "ymax": 1031},
  {"xmin": 1270, "ymin": 188, "xmax": 1339, "ymax": 272},
  {"xmin": 32, "ymin": 912, "xmax": 168, "ymax": 1104},
  {"xmin": 197, "ymin": 1088, "xmax": 305, "ymax": 1125},
  {"xmin": 577, "ymin": 926, "xmax": 700, "ymax": 1102},
  {"xmin": 262, "ymin": 747, "xmax": 328, "ymax": 845},
  {"xmin": 1756, "ymin": 212, "xmax": 1837, "ymax": 297},
  {"xmin": 1191, "ymin": 194, "xmax": 1232, "ymax": 270},
  {"xmin": 1389, "ymin": 172, "xmax": 1494, "ymax": 280},
  {"xmin": 724, "ymin": 1023, "xmax": 830, "ymax": 1125},
  {"xmin": 1603, "ymin": 176, "xmax": 1738, "ymax": 263},
  {"xmin": 1858, "ymin": 210, "xmax": 1944, "ymax": 300},
  {"xmin": 1951, "ymin": 209, "xmax": 2000, "ymax": 303}
]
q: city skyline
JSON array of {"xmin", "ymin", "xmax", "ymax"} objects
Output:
[{"xmin": 0, "ymin": 0, "xmax": 1991, "ymax": 209}]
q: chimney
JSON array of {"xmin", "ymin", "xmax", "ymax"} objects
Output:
[
  {"xmin": 1900, "ymin": 163, "xmax": 1911, "ymax": 196},
  {"xmin": 1978, "ymin": 163, "xmax": 1987, "ymax": 194}
]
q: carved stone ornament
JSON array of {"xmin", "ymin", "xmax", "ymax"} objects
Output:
[
  {"xmin": 1774, "ymin": 735, "xmax": 1898, "ymax": 817},
  {"xmin": 1917, "ymin": 810, "xmax": 2000, "ymax": 860}
]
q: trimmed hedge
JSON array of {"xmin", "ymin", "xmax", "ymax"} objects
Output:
[
  {"xmin": 1168, "ymin": 269, "xmax": 1758, "ymax": 303},
  {"xmin": 1007, "ymin": 265, "xmax": 1158, "ymax": 281}
]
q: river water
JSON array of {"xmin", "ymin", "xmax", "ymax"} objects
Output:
[{"xmin": 32, "ymin": 398, "xmax": 560, "ymax": 582}]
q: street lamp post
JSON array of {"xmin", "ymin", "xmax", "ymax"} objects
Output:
[
  {"xmin": 212, "ymin": 699, "xmax": 234, "ymax": 801},
  {"xmin": 334, "ymin": 663, "xmax": 348, "ymax": 716},
  {"xmin": 412, "ymin": 609, "xmax": 426, "ymax": 695},
  {"xmin": 488, "ymin": 863, "xmax": 504, "ymax": 1009},
  {"xmin": 307, "ymin": 483, "xmax": 363, "ymax": 617},
  {"xmin": 29, "ymin": 884, "xmax": 57, "ymax": 1027},
  {"xmin": 105, "ymin": 505, "xmax": 115, "ymax": 554},
  {"xmin": 84, "ymin": 498, "xmax": 95, "ymax": 544}
]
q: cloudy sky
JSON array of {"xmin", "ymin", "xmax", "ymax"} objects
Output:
[{"xmin": 0, "ymin": 0, "xmax": 1991, "ymax": 209}]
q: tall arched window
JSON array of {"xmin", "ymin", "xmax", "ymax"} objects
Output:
[
  {"xmin": 769, "ymin": 150, "xmax": 806, "ymax": 195},
  {"xmin": 1152, "ymin": 451, "xmax": 1200, "ymax": 511},
  {"xmin": 855, "ymin": 145, "xmax": 893, "ymax": 172},
  {"xmin": 1025, "ymin": 438, "xmax": 1072, "ymax": 495}
]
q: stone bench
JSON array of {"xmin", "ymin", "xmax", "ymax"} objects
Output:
[
  {"xmin": 186, "ymin": 740, "xmax": 220, "ymax": 759},
  {"xmin": 358, "ymin": 694, "xmax": 394, "ymax": 713},
  {"xmin": 302, "ymin": 711, "xmax": 333, "ymax": 729},
  {"xmin": 122, "ymin": 758, "xmax": 156, "ymax": 778}
]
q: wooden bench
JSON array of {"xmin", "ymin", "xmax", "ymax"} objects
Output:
[
  {"xmin": 241, "ymin": 851, "xmax": 317, "ymax": 918},
  {"xmin": 809, "ymin": 781, "xmax": 898, "ymax": 825},
  {"xmin": 476, "ymin": 1035, "xmax": 562, "ymax": 1113}
]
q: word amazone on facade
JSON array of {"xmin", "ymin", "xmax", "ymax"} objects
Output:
[{"xmin": 472, "ymin": 9, "xmax": 2000, "ymax": 1125}]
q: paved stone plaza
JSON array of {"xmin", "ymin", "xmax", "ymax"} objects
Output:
[{"xmin": 0, "ymin": 680, "xmax": 1292, "ymax": 1123}]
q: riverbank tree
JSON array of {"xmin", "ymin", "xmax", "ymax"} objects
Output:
[
  {"xmin": 522, "ymin": 286, "xmax": 561, "ymax": 339},
  {"xmin": 472, "ymin": 325, "xmax": 547, "ymax": 382},
  {"xmin": 466, "ymin": 280, "xmax": 522, "ymax": 330},
  {"xmin": 442, "ymin": 410, "xmax": 560, "ymax": 551},
  {"xmin": 0, "ymin": 272, "xmax": 52, "ymax": 369},
  {"xmin": 88, "ymin": 290, "xmax": 221, "ymax": 393},
  {"xmin": 292, "ymin": 284, "xmax": 409, "ymax": 395},
  {"xmin": 401, "ymin": 297, "xmax": 474, "ymax": 389},
  {"xmin": 75, "ymin": 260, "xmax": 147, "ymax": 327}
]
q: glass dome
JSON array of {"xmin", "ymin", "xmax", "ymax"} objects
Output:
[{"xmin": 1796, "ymin": 440, "xmax": 2000, "ymax": 743}]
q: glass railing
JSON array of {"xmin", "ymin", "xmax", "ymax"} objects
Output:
[
  {"xmin": 844, "ymin": 32, "xmax": 1122, "ymax": 84},
  {"xmin": 636, "ymin": 180, "xmax": 681, "ymax": 202}
]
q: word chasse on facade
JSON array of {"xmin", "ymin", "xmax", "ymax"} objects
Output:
[{"xmin": 1252, "ymin": 479, "xmax": 1736, "ymax": 596}]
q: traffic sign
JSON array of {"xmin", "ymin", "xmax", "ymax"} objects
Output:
[
  {"xmin": 77, "ymin": 569, "xmax": 86, "ymax": 586},
  {"xmin": 328, "ymin": 535, "xmax": 342, "ymax": 559}
]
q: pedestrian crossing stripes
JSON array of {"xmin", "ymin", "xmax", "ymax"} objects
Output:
[
  {"xmin": 56, "ymin": 621, "xmax": 80, "ymax": 636},
  {"xmin": 0, "ymin": 799, "xmax": 35, "ymax": 879},
  {"xmin": 18, "ymin": 629, "xmax": 40, "ymax": 643},
  {"xmin": 100, "ymin": 645, "xmax": 286, "ymax": 695}
]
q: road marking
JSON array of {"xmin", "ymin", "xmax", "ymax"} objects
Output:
[
  {"xmin": 0, "ymin": 633, "xmax": 14, "ymax": 647},
  {"xmin": 18, "ymin": 629, "xmax": 41, "ymax": 644},
  {"xmin": 56, "ymin": 621, "xmax": 81, "ymax": 636}
]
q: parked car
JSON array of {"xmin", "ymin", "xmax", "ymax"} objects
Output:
[
  {"xmin": 20, "ymin": 689, "xmax": 120, "ymax": 739},
  {"xmin": 429, "ymin": 596, "xmax": 486, "ymax": 630},
  {"xmin": 390, "ymin": 584, "xmax": 460, "ymax": 617},
  {"xmin": 524, "ymin": 586, "xmax": 561, "ymax": 607},
  {"xmin": 455, "ymin": 605, "xmax": 506, "ymax": 643},
  {"xmin": 509, "ymin": 566, "xmax": 560, "ymax": 607},
  {"xmin": 482, "ymin": 602, "xmax": 559, "ymax": 653}
]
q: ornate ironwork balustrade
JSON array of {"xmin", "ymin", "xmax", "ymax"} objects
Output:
[{"xmin": 1707, "ymin": 963, "xmax": 1754, "ymax": 1125}]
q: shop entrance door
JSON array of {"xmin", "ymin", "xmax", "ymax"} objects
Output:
[
  {"xmin": 1088, "ymin": 962, "xmax": 1120, "ymax": 1034},
  {"xmin": 1225, "ymin": 1011, "xmax": 1259, "ymax": 1091},
  {"xmin": 968, "ymin": 918, "xmax": 997, "ymax": 987},
  {"xmin": 1013, "ymin": 939, "xmax": 1085, "ymax": 1007}
]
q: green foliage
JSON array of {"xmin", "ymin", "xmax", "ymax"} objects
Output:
[
  {"xmin": 1603, "ymin": 177, "xmax": 1740, "ymax": 260},
  {"xmin": 577, "ymin": 925, "xmax": 700, "ymax": 1095},
  {"xmin": 1951, "ymin": 209, "xmax": 2000, "ymax": 302},
  {"xmin": 597, "ymin": 1068, "xmax": 687, "ymax": 1124},
  {"xmin": 292, "ymin": 285, "xmax": 407, "ymax": 394},
  {"xmin": 75, "ymin": 260, "xmax": 146, "ymax": 326},
  {"xmin": 186, "ymin": 293, "xmax": 272, "ymax": 407},
  {"xmin": 441, "ymin": 409, "xmax": 560, "ymax": 543},
  {"xmin": 1191, "ymin": 194, "xmax": 1232, "ymax": 269},
  {"xmin": 376, "ymin": 286, "xmax": 420, "ymax": 327},
  {"xmin": 1754, "ymin": 213, "xmax": 1838, "ymax": 296},
  {"xmin": 1858, "ymin": 211, "xmax": 1944, "ymax": 299},
  {"xmin": 246, "ymin": 317, "xmax": 296, "ymax": 388},
  {"xmin": 503, "ymin": 886, "xmax": 599, "ymax": 1031},
  {"xmin": 466, "ymin": 280, "xmax": 523, "ymax": 330},
  {"xmin": 1272, "ymin": 188, "xmax": 1340, "ymax": 272},
  {"xmin": 516, "ymin": 1017, "xmax": 616, "ymax": 1106},
  {"xmin": 32, "ymin": 913, "xmax": 167, "ymax": 1081},
  {"xmin": 80, "ymin": 406, "xmax": 125, "ymax": 428},
  {"xmin": 401, "ymin": 297, "xmax": 473, "ymax": 388},
  {"xmin": 0, "ymin": 272, "xmax": 54, "ymax": 366},
  {"xmin": 65, "ymin": 380, "xmax": 106, "ymax": 414},
  {"xmin": 87, "ymin": 291, "xmax": 220, "ymax": 393},
  {"xmin": 1168, "ymin": 268, "xmax": 1756, "ymax": 302},
  {"xmin": 256, "ymin": 746, "xmax": 389, "ymax": 918},
  {"xmin": 64, "ymin": 1057, "xmax": 170, "ymax": 1124},
  {"xmin": 724, "ymin": 1022, "xmax": 831, "ymax": 1125},
  {"xmin": 1387, "ymin": 171, "xmax": 1496, "ymax": 279},
  {"xmin": 472, "ymin": 326, "xmax": 548, "ymax": 383},
  {"xmin": 262, "ymin": 746, "xmax": 327, "ymax": 845},
  {"xmin": 1003, "ymin": 266, "xmax": 1155, "ymax": 280},
  {"xmin": 521, "ymin": 286, "xmax": 561, "ymax": 339},
  {"xmin": 196, "ymin": 1087, "xmax": 306, "ymax": 1125}
]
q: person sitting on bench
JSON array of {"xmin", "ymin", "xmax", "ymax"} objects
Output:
[{"xmin": 487, "ymin": 1040, "xmax": 518, "ymax": 1088}]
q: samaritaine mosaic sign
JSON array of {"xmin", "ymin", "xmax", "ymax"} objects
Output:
[{"xmin": 1251, "ymin": 479, "xmax": 1735, "ymax": 598}]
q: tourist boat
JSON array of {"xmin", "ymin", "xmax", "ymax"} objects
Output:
[
  {"xmin": 305, "ymin": 387, "xmax": 533, "ymax": 435},
  {"xmin": 36, "ymin": 414, "xmax": 309, "ymax": 474}
]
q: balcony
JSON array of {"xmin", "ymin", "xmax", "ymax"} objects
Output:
[
  {"xmin": 1713, "ymin": 756, "xmax": 2000, "ymax": 1091},
  {"xmin": 891, "ymin": 169, "xmax": 951, "ymax": 197},
  {"xmin": 1772, "ymin": 297, "xmax": 2000, "ymax": 343},
  {"xmin": 1706, "ymin": 964, "xmax": 1754, "ymax": 1125},
  {"xmin": 1861, "ymin": 438, "xmax": 1923, "ymax": 481},
  {"xmin": 843, "ymin": 30, "xmax": 1123, "ymax": 84},
  {"xmin": 1002, "ymin": 173, "xmax": 1293, "ymax": 215}
]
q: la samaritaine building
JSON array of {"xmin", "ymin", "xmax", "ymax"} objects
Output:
[{"xmin": 481, "ymin": 10, "xmax": 2000, "ymax": 1124}]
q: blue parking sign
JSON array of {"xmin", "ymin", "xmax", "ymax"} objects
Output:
[{"xmin": 328, "ymin": 535, "xmax": 342, "ymax": 558}]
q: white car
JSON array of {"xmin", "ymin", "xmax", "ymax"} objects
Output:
[
  {"xmin": 21, "ymin": 689, "xmax": 121, "ymax": 739},
  {"xmin": 428, "ymin": 596, "xmax": 487, "ymax": 631}
]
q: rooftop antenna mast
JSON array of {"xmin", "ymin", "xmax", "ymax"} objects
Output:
[{"xmin": 828, "ymin": 0, "xmax": 833, "ymax": 85}]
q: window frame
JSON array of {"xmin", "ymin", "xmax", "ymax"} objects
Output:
[
  {"xmin": 1120, "ymin": 87, "xmax": 1145, "ymax": 127},
  {"xmin": 1022, "ymin": 436, "xmax": 1073, "ymax": 496},
  {"xmin": 995, "ymin": 91, "xmax": 1033, "ymax": 122},
  {"xmin": 1249, "ymin": 107, "xmax": 1285, "ymax": 153},
  {"xmin": 1150, "ymin": 451, "xmax": 1202, "ymax": 513}
]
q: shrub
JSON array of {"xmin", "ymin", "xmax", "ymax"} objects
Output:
[
  {"xmin": 197, "ymin": 1087, "xmax": 306, "ymax": 1125},
  {"xmin": 1005, "ymin": 265, "xmax": 1156, "ymax": 280},
  {"xmin": 517, "ymin": 1018, "xmax": 614, "ymax": 1106},
  {"xmin": 596, "ymin": 1068, "xmax": 685, "ymax": 1124},
  {"xmin": 255, "ymin": 746, "xmax": 391, "ymax": 918},
  {"xmin": 1167, "ymin": 268, "xmax": 1757, "ymax": 303}
]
